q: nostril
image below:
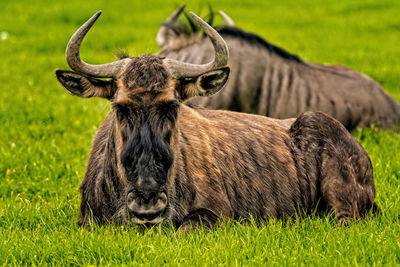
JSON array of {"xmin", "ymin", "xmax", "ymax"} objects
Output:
[
  {"xmin": 127, "ymin": 192, "xmax": 135, "ymax": 204},
  {"xmin": 127, "ymin": 190, "xmax": 160, "ymax": 204},
  {"xmin": 158, "ymin": 192, "xmax": 167, "ymax": 203}
]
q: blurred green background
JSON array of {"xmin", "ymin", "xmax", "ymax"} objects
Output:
[{"xmin": 0, "ymin": 0, "xmax": 399, "ymax": 265}]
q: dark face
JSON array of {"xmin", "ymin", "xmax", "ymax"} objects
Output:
[
  {"xmin": 112, "ymin": 56, "xmax": 179, "ymax": 223},
  {"xmin": 56, "ymin": 55, "xmax": 230, "ymax": 224}
]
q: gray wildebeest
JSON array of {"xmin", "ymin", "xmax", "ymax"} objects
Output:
[
  {"xmin": 56, "ymin": 11, "xmax": 377, "ymax": 229},
  {"xmin": 157, "ymin": 5, "xmax": 400, "ymax": 131}
]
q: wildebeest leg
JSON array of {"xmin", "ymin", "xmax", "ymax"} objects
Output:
[
  {"xmin": 319, "ymin": 152, "xmax": 360, "ymax": 223},
  {"xmin": 289, "ymin": 111, "xmax": 375, "ymax": 223},
  {"xmin": 319, "ymin": 149, "xmax": 376, "ymax": 224},
  {"xmin": 179, "ymin": 208, "xmax": 220, "ymax": 231}
]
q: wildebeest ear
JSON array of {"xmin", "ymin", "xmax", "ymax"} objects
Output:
[
  {"xmin": 196, "ymin": 67, "xmax": 230, "ymax": 96},
  {"xmin": 55, "ymin": 69, "xmax": 115, "ymax": 99}
]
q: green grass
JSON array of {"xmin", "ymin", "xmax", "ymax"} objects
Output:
[{"xmin": 1, "ymin": 0, "xmax": 400, "ymax": 265}]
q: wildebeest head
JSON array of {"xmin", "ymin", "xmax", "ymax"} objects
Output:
[
  {"xmin": 156, "ymin": 5, "xmax": 235, "ymax": 49},
  {"xmin": 56, "ymin": 11, "xmax": 229, "ymax": 224}
]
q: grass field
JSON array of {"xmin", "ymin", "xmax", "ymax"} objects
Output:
[{"xmin": 1, "ymin": 0, "xmax": 400, "ymax": 265}]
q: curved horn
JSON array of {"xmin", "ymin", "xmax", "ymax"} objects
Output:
[
  {"xmin": 156, "ymin": 4, "xmax": 186, "ymax": 47},
  {"xmin": 163, "ymin": 12, "xmax": 229, "ymax": 78},
  {"xmin": 218, "ymin": 10, "xmax": 235, "ymax": 27},
  {"xmin": 66, "ymin": 11, "xmax": 130, "ymax": 78}
]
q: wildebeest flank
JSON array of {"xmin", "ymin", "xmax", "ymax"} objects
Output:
[
  {"xmin": 157, "ymin": 6, "xmax": 400, "ymax": 130},
  {"xmin": 56, "ymin": 11, "xmax": 376, "ymax": 229}
]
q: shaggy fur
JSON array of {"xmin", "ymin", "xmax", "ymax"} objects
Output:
[{"xmin": 57, "ymin": 55, "xmax": 376, "ymax": 228}]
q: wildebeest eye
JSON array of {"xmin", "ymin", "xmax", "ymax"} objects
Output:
[
  {"xmin": 165, "ymin": 130, "xmax": 172, "ymax": 143},
  {"xmin": 155, "ymin": 101, "xmax": 179, "ymax": 122},
  {"xmin": 180, "ymin": 77, "xmax": 196, "ymax": 84},
  {"xmin": 112, "ymin": 103, "xmax": 127, "ymax": 120},
  {"xmin": 112, "ymin": 102, "xmax": 124, "ymax": 110},
  {"xmin": 112, "ymin": 103, "xmax": 137, "ymax": 121}
]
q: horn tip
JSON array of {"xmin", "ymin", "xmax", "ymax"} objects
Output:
[
  {"xmin": 94, "ymin": 10, "xmax": 102, "ymax": 19},
  {"xmin": 218, "ymin": 10, "xmax": 235, "ymax": 26},
  {"xmin": 175, "ymin": 4, "xmax": 185, "ymax": 16}
]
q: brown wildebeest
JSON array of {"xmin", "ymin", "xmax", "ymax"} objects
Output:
[
  {"xmin": 157, "ymin": 6, "xmax": 400, "ymax": 131},
  {"xmin": 56, "ymin": 11, "xmax": 376, "ymax": 229}
]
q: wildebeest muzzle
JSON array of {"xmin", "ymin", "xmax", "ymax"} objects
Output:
[{"xmin": 126, "ymin": 177, "xmax": 168, "ymax": 223}]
